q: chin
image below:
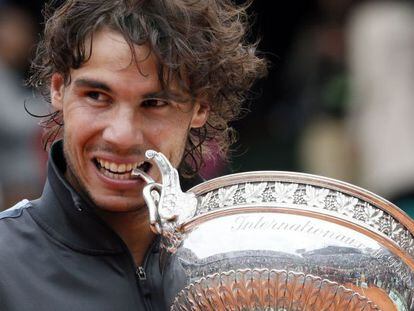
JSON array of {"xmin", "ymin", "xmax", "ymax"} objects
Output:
[{"xmin": 92, "ymin": 195, "xmax": 146, "ymax": 213}]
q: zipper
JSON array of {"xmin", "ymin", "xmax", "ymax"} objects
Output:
[
  {"xmin": 135, "ymin": 264, "xmax": 153, "ymax": 311},
  {"xmin": 136, "ymin": 266, "xmax": 147, "ymax": 280},
  {"xmin": 134, "ymin": 238, "xmax": 159, "ymax": 311}
]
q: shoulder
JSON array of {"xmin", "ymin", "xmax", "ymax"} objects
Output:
[
  {"xmin": 0, "ymin": 198, "xmax": 49, "ymax": 288},
  {"xmin": 0, "ymin": 199, "xmax": 37, "ymax": 259},
  {"xmin": 0, "ymin": 199, "xmax": 32, "ymax": 220}
]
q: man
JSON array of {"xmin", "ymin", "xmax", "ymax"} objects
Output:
[{"xmin": 0, "ymin": 0, "xmax": 266, "ymax": 310}]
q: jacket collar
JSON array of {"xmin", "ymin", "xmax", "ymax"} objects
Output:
[
  {"xmin": 28, "ymin": 140, "xmax": 203, "ymax": 254},
  {"xmin": 28, "ymin": 140, "xmax": 125, "ymax": 254}
]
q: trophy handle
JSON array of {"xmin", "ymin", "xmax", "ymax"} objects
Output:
[{"xmin": 136, "ymin": 150, "xmax": 198, "ymax": 234}]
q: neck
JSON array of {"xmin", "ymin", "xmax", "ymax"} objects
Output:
[
  {"xmin": 63, "ymin": 163, "xmax": 156, "ymax": 265},
  {"xmin": 97, "ymin": 208, "xmax": 155, "ymax": 266}
]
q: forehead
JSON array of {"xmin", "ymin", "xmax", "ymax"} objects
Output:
[{"xmin": 72, "ymin": 28, "xmax": 159, "ymax": 87}]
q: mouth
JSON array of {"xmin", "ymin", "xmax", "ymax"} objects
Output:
[{"xmin": 93, "ymin": 158, "xmax": 152, "ymax": 181}]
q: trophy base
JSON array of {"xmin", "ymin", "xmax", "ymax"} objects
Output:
[{"xmin": 171, "ymin": 268, "xmax": 381, "ymax": 311}]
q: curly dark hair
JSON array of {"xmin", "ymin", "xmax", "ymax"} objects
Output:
[{"xmin": 28, "ymin": 0, "xmax": 267, "ymax": 175}]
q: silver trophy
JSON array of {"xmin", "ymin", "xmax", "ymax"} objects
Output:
[{"xmin": 135, "ymin": 150, "xmax": 414, "ymax": 310}]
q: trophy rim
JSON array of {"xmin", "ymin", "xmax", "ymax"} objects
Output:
[
  {"xmin": 180, "ymin": 170, "xmax": 414, "ymax": 269},
  {"xmin": 188, "ymin": 170, "xmax": 414, "ymax": 234},
  {"xmin": 179, "ymin": 205, "xmax": 414, "ymax": 270}
]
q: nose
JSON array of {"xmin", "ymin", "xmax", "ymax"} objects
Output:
[{"xmin": 102, "ymin": 105, "xmax": 143, "ymax": 150}]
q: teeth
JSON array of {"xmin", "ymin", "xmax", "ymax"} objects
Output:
[
  {"xmin": 100, "ymin": 168, "xmax": 135, "ymax": 180},
  {"xmin": 110, "ymin": 162, "xmax": 118, "ymax": 172},
  {"xmin": 117, "ymin": 164, "xmax": 126, "ymax": 173},
  {"xmin": 96, "ymin": 158, "xmax": 141, "ymax": 174}
]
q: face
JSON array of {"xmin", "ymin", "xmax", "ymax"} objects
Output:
[{"xmin": 50, "ymin": 29, "xmax": 208, "ymax": 213}]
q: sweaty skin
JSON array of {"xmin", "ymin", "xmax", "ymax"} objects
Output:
[{"xmin": 49, "ymin": 28, "xmax": 208, "ymax": 264}]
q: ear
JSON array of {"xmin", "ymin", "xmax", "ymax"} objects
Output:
[
  {"xmin": 190, "ymin": 102, "xmax": 209, "ymax": 129},
  {"xmin": 50, "ymin": 73, "xmax": 65, "ymax": 110}
]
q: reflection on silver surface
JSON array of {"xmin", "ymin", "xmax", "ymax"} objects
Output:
[
  {"xmin": 142, "ymin": 151, "xmax": 414, "ymax": 310},
  {"xmin": 172, "ymin": 269, "xmax": 380, "ymax": 310}
]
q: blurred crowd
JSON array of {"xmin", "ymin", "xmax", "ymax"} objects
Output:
[
  {"xmin": 0, "ymin": 0, "xmax": 45, "ymax": 208},
  {"xmin": 0, "ymin": 0, "xmax": 413, "ymax": 219},
  {"xmin": 300, "ymin": 0, "xmax": 414, "ymax": 218},
  {"xmin": 233, "ymin": 0, "xmax": 414, "ymax": 218}
]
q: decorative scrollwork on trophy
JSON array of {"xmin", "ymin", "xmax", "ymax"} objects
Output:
[{"xmin": 197, "ymin": 181, "xmax": 414, "ymax": 259}]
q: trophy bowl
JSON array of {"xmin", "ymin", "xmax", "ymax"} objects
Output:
[{"xmin": 139, "ymin": 151, "xmax": 414, "ymax": 311}]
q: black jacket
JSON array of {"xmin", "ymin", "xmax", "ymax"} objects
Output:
[{"xmin": 0, "ymin": 141, "xmax": 166, "ymax": 310}]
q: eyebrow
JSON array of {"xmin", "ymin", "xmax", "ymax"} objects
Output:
[
  {"xmin": 142, "ymin": 90, "xmax": 169, "ymax": 100},
  {"xmin": 144, "ymin": 88, "xmax": 190, "ymax": 102},
  {"xmin": 73, "ymin": 78, "xmax": 112, "ymax": 93},
  {"xmin": 73, "ymin": 77, "xmax": 178, "ymax": 101}
]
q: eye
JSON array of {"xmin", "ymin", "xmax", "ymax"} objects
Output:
[
  {"xmin": 141, "ymin": 98, "xmax": 169, "ymax": 108},
  {"xmin": 86, "ymin": 91, "xmax": 110, "ymax": 102}
]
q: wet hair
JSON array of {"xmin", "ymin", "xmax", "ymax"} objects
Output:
[{"xmin": 28, "ymin": 0, "xmax": 267, "ymax": 176}]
